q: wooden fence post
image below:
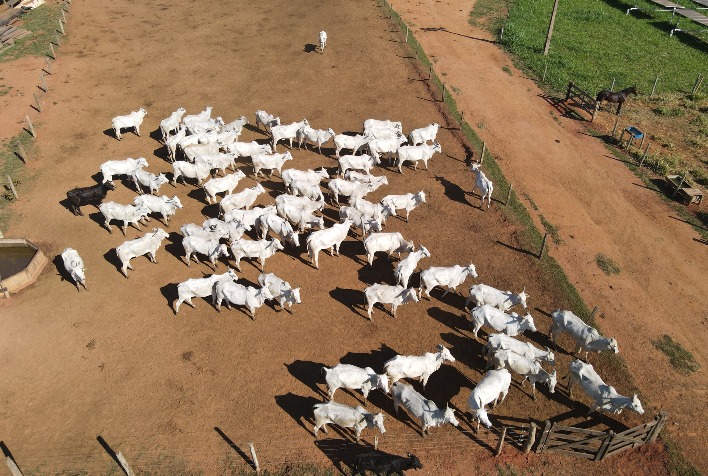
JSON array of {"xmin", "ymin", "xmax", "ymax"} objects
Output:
[
  {"xmin": 538, "ymin": 233, "xmax": 548, "ymax": 259},
  {"xmin": 39, "ymin": 73, "xmax": 47, "ymax": 92},
  {"xmin": 691, "ymin": 73, "xmax": 703, "ymax": 96},
  {"xmin": 441, "ymin": 82, "xmax": 446, "ymax": 101},
  {"xmin": 505, "ymin": 183, "xmax": 513, "ymax": 206},
  {"xmin": 7, "ymin": 176, "xmax": 19, "ymax": 200},
  {"xmin": 610, "ymin": 78, "xmax": 615, "ymax": 92},
  {"xmin": 44, "ymin": 57, "xmax": 53, "ymax": 74},
  {"xmin": 62, "ymin": 8, "xmax": 66, "ymax": 22},
  {"xmin": 595, "ymin": 431, "xmax": 615, "ymax": 461},
  {"xmin": 374, "ymin": 435, "xmax": 379, "ymax": 450},
  {"xmin": 589, "ymin": 306, "xmax": 600, "ymax": 320},
  {"xmin": 58, "ymin": 19, "xmax": 64, "ymax": 35},
  {"xmin": 495, "ymin": 427, "xmax": 508, "ymax": 456},
  {"xmin": 542, "ymin": 62, "xmax": 548, "ymax": 82},
  {"xmin": 115, "ymin": 451, "xmax": 136, "ymax": 476},
  {"xmin": 536, "ymin": 420, "xmax": 553, "ymax": 453},
  {"xmin": 16, "ymin": 141, "xmax": 27, "ymax": 163},
  {"xmin": 480, "ymin": 142, "xmax": 486, "ymax": 164},
  {"xmin": 248, "ymin": 442, "xmax": 260, "ymax": 473},
  {"xmin": 650, "ymin": 75, "xmax": 659, "ymax": 97},
  {"xmin": 611, "ymin": 111, "xmax": 621, "ymax": 138},
  {"xmin": 565, "ymin": 82, "xmax": 573, "ymax": 101},
  {"xmin": 6, "ymin": 455, "xmax": 24, "ymax": 476},
  {"xmin": 647, "ymin": 411, "xmax": 668, "ymax": 443},
  {"xmin": 672, "ymin": 173, "xmax": 686, "ymax": 198},
  {"xmin": 33, "ymin": 92, "xmax": 42, "ymax": 112},
  {"xmin": 428, "ymin": 63, "xmax": 432, "ymax": 80},
  {"xmin": 405, "ymin": 25, "xmax": 409, "ymax": 42},
  {"xmin": 49, "ymin": 42, "xmax": 56, "ymax": 59},
  {"xmin": 639, "ymin": 143, "xmax": 650, "ymax": 168},
  {"xmin": 524, "ymin": 422, "xmax": 537, "ymax": 454},
  {"xmin": 25, "ymin": 115, "xmax": 35, "ymax": 137}
]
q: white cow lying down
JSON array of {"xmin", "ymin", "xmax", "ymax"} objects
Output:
[
  {"xmin": 322, "ymin": 363, "xmax": 390, "ymax": 401},
  {"xmin": 313, "ymin": 401, "xmax": 385, "ymax": 442},
  {"xmin": 173, "ymin": 268, "xmax": 239, "ymax": 313},
  {"xmin": 61, "ymin": 247, "xmax": 86, "ymax": 291},
  {"xmin": 568, "ymin": 359, "xmax": 643, "ymax": 415}
]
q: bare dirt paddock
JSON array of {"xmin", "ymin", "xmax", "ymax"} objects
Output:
[{"xmin": 0, "ymin": 0, "xmax": 668, "ymax": 474}]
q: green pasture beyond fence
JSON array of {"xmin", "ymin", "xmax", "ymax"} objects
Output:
[{"xmin": 496, "ymin": 0, "xmax": 707, "ymax": 95}]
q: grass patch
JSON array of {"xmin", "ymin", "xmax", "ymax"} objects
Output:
[
  {"xmin": 502, "ymin": 65, "xmax": 513, "ymax": 76},
  {"xmin": 0, "ymin": 3, "xmax": 64, "ymax": 62},
  {"xmin": 522, "ymin": 192, "xmax": 539, "ymax": 210},
  {"xmin": 0, "ymin": 131, "xmax": 34, "ymax": 232},
  {"xmin": 540, "ymin": 214, "xmax": 563, "ymax": 244},
  {"xmin": 664, "ymin": 434, "xmax": 703, "ymax": 476},
  {"xmin": 654, "ymin": 106, "xmax": 685, "ymax": 117},
  {"xmin": 595, "ymin": 253, "xmax": 621, "ymax": 275},
  {"xmin": 231, "ymin": 464, "xmax": 335, "ymax": 476},
  {"xmin": 652, "ymin": 335, "xmax": 700, "ymax": 374}
]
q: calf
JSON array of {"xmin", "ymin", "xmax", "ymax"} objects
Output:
[
  {"xmin": 255, "ymin": 110, "xmax": 280, "ymax": 134},
  {"xmin": 100, "ymin": 157, "xmax": 148, "ymax": 184},
  {"xmin": 468, "ymin": 368, "xmax": 511, "ymax": 429},
  {"xmin": 488, "ymin": 349, "xmax": 557, "ymax": 399},
  {"xmin": 334, "ymin": 133, "xmax": 372, "ymax": 158},
  {"xmin": 219, "ymin": 184, "xmax": 266, "ymax": 214},
  {"xmin": 183, "ymin": 106, "xmax": 212, "ymax": 128},
  {"xmin": 364, "ymin": 284, "xmax": 419, "ymax": 320},
  {"xmin": 338, "ymin": 154, "xmax": 379, "ymax": 176},
  {"xmin": 257, "ymin": 212, "xmax": 300, "ymax": 247},
  {"xmin": 174, "ymin": 268, "xmax": 239, "ymax": 313},
  {"xmin": 182, "ymin": 235, "xmax": 230, "ymax": 268},
  {"xmin": 297, "ymin": 126, "xmax": 335, "ymax": 153},
  {"xmin": 271, "ymin": 119, "xmax": 309, "ymax": 151},
  {"xmin": 212, "ymin": 280, "xmax": 274, "ymax": 317},
  {"xmin": 132, "ymin": 170, "xmax": 169, "ymax": 195},
  {"xmin": 306, "ymin": 220, "xmax": 352, "ymax": 269},
  {"xmin": 470, "ymin": 305, "xmax": 537, "ymax": 340},
  {"xmin": 363, "ymin": 232, "xmax": 414, "ymax": 266},
  {"xmin": 229, "ymin": 238, "xmax": 284, "ymax": 271},
  {"xmin": 313, "ymin": 402, "xmax": 385, "ymax": 442},
  {"xmin": 392, "ymin": 382, "xmax": 459, "ymax": 436},
  {"xmin": 568, "ymin": 360, "xmax": 643, "ymax": 415},
  {"xmin": 115, "ymin": 228, "xmax": 169, "ymax": 277},
  {"xmin": 133, "ymin": 194, "xmax": 183, "ymax": 225},
  {"xmin": 258, "ymin": 272, "xmax": 301, "ymax": 311},
  {"xmin": 112, "ymin": 107, "xmax": 147, "ymax": 140},
  {"xmin": 181, "ymin": 222, "xmax": 228, "ymax": 241},
  {"xmin": 408, "ymin": 123, "xmax": 439, "ymax": 146},
  {"xmin": 203, "ymin": 170, "xmax": 247, "ymax": 204},
  {"xmin": 551, "ymin": 310, "xmax": 619, "ymax": 359},
  {"xmin": 380, "ymin": 191, "xmax": 426, "ymax": 222},
  {"xmin": 195, "ymin": 151, "xmax": 236, "ymax": 177},
  {"xmin": 202, "ymin": 218, "xmax": 252, "ymax": 242},
  {"xmin": 466, "ymin": 284, "xmax": 528, "ymax": 311},
  {"xmin": 187, "ymin": 116, "xmax": 225, "ymax": 135},
  {"xmin": 354, "ymin": 452, "xmax": 422, "ymax": 476},
  {"xmin": 165, "ymin": 125, "xmax": 187, "ymax": 162},
  {"xmin": 66, "ymin": 182, "xmax": 114, "ymax": 216},
  {"xmin": 384, "ymin": 344, "xmax": 455, "ymax": 387},
  {"xmin": 394, "ymin": 246, "xmax": 431, "ymax": 288},
  {"xmin": 159, "ymin": 107, "xmax": 186, "ymax": 142},
  {"xmin": 98, "ymin": 202, "xmax": 150, "ymax": 235},
  {"xmin": 396, "ymin": 142, "xmax": 441, "ymax": 173},
  {"xmin": 322, "ymin": 364, "xmax": 390, "ymax": 401},
  {"xmin": 60, "ymin": 247, "xmax": 86, "ymax": 291},
  {"xmin": 419, "ymin": 263, "xmax": 478, "ymax": 298},
  {"xmin": 328, "ymin": 179, "xmax": 373, "ymax": 206},
  {"xmin": 251, "ymin": 150, "xmax": 293, "ymax": 177},
  {"xmin": 470, "ymin": 162, "xmax": 493, "ymax": 209},
  {"xmin": 222, "ymin": 115, "xmax": 249, "ymax": 135}
]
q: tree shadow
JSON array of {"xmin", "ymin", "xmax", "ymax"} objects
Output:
[
  {"xmin": 275, "ymin": 392, "xmax": 321, "ymax": 434},
  {"xmin": 214, "ymin": 427, "xmax": 257, "ymax": 470},
  {"xmin": 329, "ymin": 287, "xmax": 367, "ymax": 319},
  {"xmin": 433, "ymin": 174, "xmax": 467, "ymax": 205},
  {"xmin": 304, "ymin": 43, "xmax": 318, "ymax": 53}
]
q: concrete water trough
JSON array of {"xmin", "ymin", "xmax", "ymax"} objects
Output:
[{"xmin": 0, "ymin": 238, "xmax": 48, "ymax": 296}]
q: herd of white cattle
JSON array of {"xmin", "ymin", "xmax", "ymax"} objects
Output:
[{"xmin": 62, "ymin": 105, "xmax": 641, "ymax": 442}]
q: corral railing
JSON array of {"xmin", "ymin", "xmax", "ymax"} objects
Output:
[
  {"xmin": 535, "ymin": 411, "xmax": 668, "ymax": 461},
  {"xmin": 564, "ymin": 81, "xmax": 599, "ymax": 121}
]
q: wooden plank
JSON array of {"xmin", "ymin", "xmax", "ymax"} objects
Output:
[
  {"xmin": 546, "ymin": 448, "xmax": 595, "ymax": 459},
  {"xmin": 546, "ymin": 433, "xmax": 605, "ymax": 444},
  {"xmin": 609, "ymin": 434, "xmax": 647, "ymax": 447},
  {"xmin": 551, "ymin": 425, "xmax": 607, "ymax": 436},
  {"xmin": 607, "ymin": 440, "xmax": 643, "ymax": 455},
  {"xmin": 547, "ymin": 442, "xmax": 603, "ymax": 452},
  {"xmin": 535, "ymin": 420, "xmax": 553, "ymax": 453}
]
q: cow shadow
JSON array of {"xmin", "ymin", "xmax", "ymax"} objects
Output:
[
  {"xmin": 102, "ymin": 128, "xmax": 116, "ymax": 139},
  {"xmin": 164, "ymin": 231, "xmax": 186, "ymax": 262},
  {"xmin": 440, "ymin": 331, "xmax": 486, "ymax": 374},
  {"xmin": 427, "ymin": 306, "xmax": 469, "ymax": 336},
  {"xmin": 285, "ymin": 360, "xmax": 329, "ymax": 399},
  {"xmin": 329, "ymin": 287, "xmax": 367, "ymax": 319},
  {"xmin": 338, "ymin": 239, "xmax": 364, "ymax": 265},
  {"xmin": 153, "ymin": 145, "xmax": 172, "ymax": 163},
  {"xmin": 102, "ymin": 249, "xmax": 124, "ymax": 276},
  {"xmin": 303, "ymin": 43, "xmax": 318, "ymax": 53},
  {"xmin": 52, "ymin": 254, "xmax": 79, "ymax": 290},
  {"xmin": 433, "ymin": 175, "xmax": 467, "ymax": 206},
  {"xmin": 421, "ymin": 364, "xmax": 475, "ymax": 409},
  {"xmin": 149, "ymin": 127, "xmax": 163, "ymax": 143},
  {"xmin": 274, "ymin": 392, "xmax": 320, "ymax": 435},
  {"xmin": 159, "ymin": 282, "xmax": 180, "ymax": 313},
  {"xmin": 314, "ymin": 439, "xmax": 375, "ymax": 475},
  {"xmin": 187, "ymin": 187, "xmax": 208, "ymax": 205},
  {"xmin": 420, "ymin": 287, "xmax": 467, "ymax": 309},
  {"xmin": 357, "ymin": 260, "xmax": 394, "ymax": 286}
]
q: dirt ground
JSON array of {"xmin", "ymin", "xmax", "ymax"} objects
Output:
[{"xmin": 0, "ymin": 0, "xmax": 702, "ymax": 474}]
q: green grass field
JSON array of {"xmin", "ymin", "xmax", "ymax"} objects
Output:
[
  {"xmin": 477, "ymin": 0, "xmax": 707, "ymax": 95},
  {"xmin": 0, "ymin": 3, "xmax": 63, "ymax": 62}
]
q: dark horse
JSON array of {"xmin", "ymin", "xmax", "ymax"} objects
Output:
[{"xmin": 596, "ymin": 86, "xmax": 638, "ymax": 115}]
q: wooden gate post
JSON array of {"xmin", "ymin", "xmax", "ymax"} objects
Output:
[
  {"xmin": 648, "ymin": 411, "xmax": 668, "ymax": 443},
  {"xmin": 535, "ymin": 420, "xmax": 553, "ymax": 453},
  {"xmin": 589, "ymin": 306, "xmax": 600, "ymax": 321},
  {"xmin": 480, "ymin": 142, "xmax": 486, "ymax": 164},
  {"xmin": 565, "ymin": 82, "xmax": 573, "ymax": 101},
  {"xmin": 26, "ymin": 115, "xmax": 35, "ymax": 137},
  {"xmin": 248, "ymin": 442, "xmax": 260, "ymax": 473},
  {"xmin": 7, "ymin": 176, "xmax": 19, "ymax": 200},
  {"xmin": 115, "ymin": 452, "xmax": 136, "ymax": 476},
  {"xmin": 6, "ymin": 455, "xmax": 24, "ymax": 476},
  {"xmin": 595, "ymin": 430, "xmax": 615, "ymax": 461},
  {"xmin": 505, "ymin": 183, "xmax": 513, "ymax": 206},
  {"xmin": 495, "ymin": 427, "xmax": 508, "ymax": 456},
  {"xmin": 524, "ymin": 422, "xmax": 538, "ymax": 454},
  {"xmin": 16, "ymin": 141, "xmax": 27, "ymax": 163}
]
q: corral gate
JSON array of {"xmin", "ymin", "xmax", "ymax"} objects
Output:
[{"xmin": 565, "ymin": 82, "xmax": 599, "ymax": 121}]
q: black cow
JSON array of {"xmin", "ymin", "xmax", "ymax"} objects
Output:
[
  {"xmin": 66, "ymin": 182, "xmax": 115, "ymax": 216},
  {"xmin": 354, "ymin": 451, "xmax": 423, "ymax": 475}
]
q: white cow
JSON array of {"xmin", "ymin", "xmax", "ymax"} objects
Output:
[
  {"xmin": 297, "ymin": 126, "xmax": 335, "ymax": 154},
  {"xmin": 180, "ymin": 221, "xmax": 228, "ymax": 241},
  {"xmin": 470, "ymin": 162, "xmax": 493, "ymax": 209},
  {"xmin": 229, "ymin": 238, "xmax": 284, "ymax": 271},
  {"xmin": 392, "ymin": 382, "xmax": 459, "ymax": 436},
  {"xmin": 306, "ymin": 220, "xmax": 352, "ymax": 269},
  {"xmin": 352, "ymin": 197, "xmax": 393, "ymax": 225},
  {"xmin": 483, "ymin": 334, "xmax": 556, "ymax": 367},
  {"xmin": 488, "ymin": 349, "xmax": 557, "ymax": 399},
  {"xmin": 132, "ymin": 170, "xmax": 169, "ymax": 195},
  {"xmin": 394, "ymin": 245, "xmax": 431, "ymax": 288},
  {"xmin": 368, "ymin": 134, "xmax": 407, "ymax": 164},
  {"xmin": 184, "ymin": 142, "xmax": 220, "ymax": 163},
  {"xmin": 334, "ymin": 133, "xmax": 372, "ymax": 158},
  {"xmin": 258, "ymin": 272, "xmax": 301, "ymax": 311},
  {"xmin": 115, "ymin": 228, "xmax": 169, "ymax": 277},
  {"xmin": 408, "ymin": 123, "xmax": 440, "ymax": 146},
  {"xmin": 100, "ymin": 157, "xmax": 148, "ymax": 184},
  {"xmin": 322, "ymin": 364, "xmax": 390, "ymax": 401},
  {"xmin": 219, "ymin": 184, "xmax": 267, "ymax": 214},
  {"xmin": 384, "ymin": 344, "xmax": 455, "ymax": 387},
  {"xmin": 255, "ymin": 110, "xmax": 280, "ymax": 134},
  {"xmin": 338, "ymin": 154, "xmax": 379, "ymax": 176},
  {"xmin": 183, "ymin": 106, "xmax": 212, "ymax": 128},
  {"xmin": 313, "ymin": 402, "xmax": 385, "ymax": 442},
  {"xmin": 364, "ymin": 119, "xmax": 402, "ymax": 135},
  {"xmin": 344, "ymin": 171, "xmax": 388, "ymax": 189},
  {"xmin": 195, "ymin": 152, "xmax": 236, "ymax": 176},
  {"xmin": 187, "ymin": 116, "xmax": 225, "ymax": 135},
  {"xmin": 275, "ymin": 193, "xmax": 325, "ymax": 214},
  {"xmin": 252, "ymin": 151, "xmax": 293, "ymax": 177},
  {"xmin": 226, "ymin": 140, "xmax": 273, "ymax": 159},
  {"xmin": 568, "ymin": 360, "xmax": 644, "ymax": 415},
  {"xmin": 396, "ymin": 142, "xmax": 442, "ymax": 173},
  {"xmin": 328, "ymin": 179, "xmax": 373, "ymax": 206},
  {"xmin": 339, "ymin": 206, "xmax": 382, "ymax": 237},
  {"xmin": 468, "ymin": 369, "xmax": 512, "ymax": 429},
  {"xmin": 182, "ymin": 235, "xmax": 229, "ymax": 268},
  {"xmin": 202, "ymin": 218, "xmax": 252, "ymax": 242},
  {"xmin": 160, "ymin": 107, "xmax": 186, "ymax": 142},
  {"xmin": 380, "ymin": 191, "xmax": 426, "ymax": 222},
  {"xmin": 222, "ymin": 115, "xmax": 249, "ymax": 135},
  {"xmin": 551, "ymin": 310, "xmax": 619, "ymax": 358},
  {"xmin": 174, "ymin": 268, "xmax": 238, "ymax": 313},
  {"xmin": 212, "ymin": 280, "xmax": 274, "ymax": 317},
  {"xmin": 133, "ymin": 194, "xmax": 183, "ymax": 225},
  {"xmin": 203, "ymin": 170, "xmax": 247, "ymax": 204},
  {"xmin": 470, "ymin": 305, "xmax": 537, "ymax": 340},
  {"xmin": 419, "ymin": 263, "xmax": 478, "ymax": 298},
  {"xmin": 289, "ymin": 180, "xmax": 325, "ymax": 202},
  {"xmin": 223, "ymin": 205, "xmax": 275, "ymax": 229},
  {"xmin": 466, "ymin": 284, "xmax": 528, "ymax": 311},
  {"xmin": 279, "ymin": 202, "xmax": 325, "ymax": 233},
  {"xmin": 364, "ymin": 284, "xmax": 419, "ymax": 320},
  {"xmin": 282, "ymin": 168, "xmax": 329, "ymax": 190},
  {"xmin": 165, "ymin": 125, "xmax": 187, "ymax": 162},
  {"xmin": 171, "ymin": 160, "xmax": 211, "ymax": 186},
  {"xmin": 319, "ymin": 30, "xmax": 327, "ymax": 52},
  {"xmin": 271, "ymin": 119, "xmax": 309, "ymax": 151},
  {"xmin": 60, "ymin": 247, "xmax": 86, "ymax": 291},
  {"xmin": 112, "ymin": 107, "xmax": 147, "ymax": 140},
  {"xmin": 363, "ymin": 232, "xmax": 414, "ymax": 266},
  {"xmin": 98, "ymin": 202, "xmax": 150, "ymax": 235},
  {"xmin": 257, "ymin": 212, "xmax": 300, "ymax": 247}
]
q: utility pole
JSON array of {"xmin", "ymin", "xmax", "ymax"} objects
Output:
[{"xmin": 544, "ymin": 0, "xmax": 560, "ymax": 56}]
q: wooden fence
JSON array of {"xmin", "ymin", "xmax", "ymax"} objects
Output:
[
  {"xmin": 564, "ymin": 81, "xmax": 598, "ymax": 121},
  {"xmin": 535, "ymin": 411, "xmax": 668, "ymax": 461}
]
